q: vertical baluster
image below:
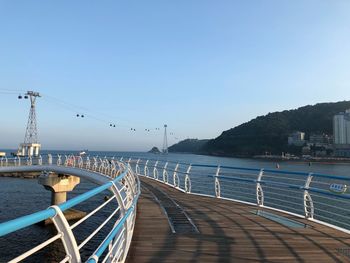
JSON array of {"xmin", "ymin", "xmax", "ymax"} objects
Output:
[
  {"xmin": 303, "ymin": 173, "xmax": 314, "ymax": 219},
  {"xmin": 173, "ymin": 163, "xmax": 179, "ymax": 187},
  {"xmin": 185, "ymin": 165, "xmax": 192, "ymax": 193},
  {"xmin": 50, "ymin": 206, "xmax": 81, "ymax": 263},
  {"xmin": 153, "ymin": 161, "xmax": 159, "ymax": 179},
  {"xmin": 57, "ymin": 155, "xmax": 62, "ymax": 166},
  {"xmin": 144, "ymin": 160, "xmax": 149, "ymax": 177},
  {"xmin": 215, "ymin": 166, "xmax": 221, "ymax": 198},
  {"xmin": 256, "ymin": 169, "xmax": 264, "ymax": 206},
  {"xmin": 163, "ymin": 162, "xmax": 168, "ymax": 183},
  {"xmin": 48, "ymin": 154, "xmax": 52, "ymax": 165},
  {"xmin": 135, "ymin": 159, "xmax": 140, "ymax": 175}
]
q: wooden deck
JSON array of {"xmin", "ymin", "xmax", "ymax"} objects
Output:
[{"xmin": 126, "ymin": 177, "xmax": 350, "ymax": 263}]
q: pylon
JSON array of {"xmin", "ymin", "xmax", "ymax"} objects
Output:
[{"xmin": 162, "ymin": 124, "xmax": 168, "ymax": 154}]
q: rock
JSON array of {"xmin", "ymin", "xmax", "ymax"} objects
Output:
[{"xmin": 148, "ymin": 147, "xmax": 161, "ymax": 154}]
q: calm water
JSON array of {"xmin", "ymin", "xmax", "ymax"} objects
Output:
[{"xmin": 1, "ymin": 151, "xmax": 350, "ymax": 262}]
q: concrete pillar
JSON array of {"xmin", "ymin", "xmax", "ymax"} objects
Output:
[
  {"xmin": 29, "ymin": 146, "xmax": 34, "ymax": 157},
  {"xmin": 38, "ymin": 172, "xmax": 80, "ymax": 205},
  {"xmin": 21, "ymin": 147, "xmax": 25, "ymax": 156},
  {"xmin": 34, "ymin": 146, "xmax": 40, "ymax": 156},
  {"xmin": 51, "ymin": 192, "xmax": 67, "ymax": 205}
]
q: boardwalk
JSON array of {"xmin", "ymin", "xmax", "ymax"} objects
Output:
[{"xmin": 126, "ymin": 177, "xmax": 350, "ymax": 263}]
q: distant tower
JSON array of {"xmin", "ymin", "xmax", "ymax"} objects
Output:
[
  {"xmin": 24, "ymin": 91, "xmax": 40, "ymax": 144},
  {"xmin": 162, "ymin": 124, "xmax": 168, "ymax": 154},
  {"xmin": 18, "ymin": 91, "xmax": 41, "ymax": 156}
]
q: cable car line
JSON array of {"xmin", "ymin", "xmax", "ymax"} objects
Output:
[{"xmin": 2, "ymin": 89, "xmax": 183, "ymax": 140}]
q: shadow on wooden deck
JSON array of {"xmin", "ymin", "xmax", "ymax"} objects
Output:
[{"xmin": 126, "ymin": 177, "xmax": 350, "ymax": 263}]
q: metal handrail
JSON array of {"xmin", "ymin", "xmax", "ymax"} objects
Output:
[
  {"xmin": 0, "ymin": 154, "xmax": 140, "ymax": 263},
  {"xmin": 126, "ymin": 156, "xmax": 350, "ymax": 235}
]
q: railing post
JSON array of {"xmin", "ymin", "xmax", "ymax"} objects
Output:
[
  {"xmin": 50, "ymin": 206, "xmax": 81, "ymax": 263},
  {"xmin": 57, "ymin": 155, "xmax": 62, "ymax": 166},
  {"xmin": 185, "ymin": 165, "xmax": 192, "ymax": 193},
  {"xmin": 38, "ymin": 155, "xmax": 42, "ymax": 165},
  {"xmin": 153, "ymin": 161, "xmax": 159, "ymax": 180},
  {"xmin": 48, "ymin": 154, "xmax": 52, "ymax": 165},
  {"xmin": 303, "ymin": 173, "xmax": 314, "ymax": 219},
  {"xmin": 173, "ymin": 163, "xmax": 180, "ymax": 187},
  {"xmin": 77, "ymin": 156, "xmax": 83, "ymax": 168},
  {"xmin": 98, "ymin": 158, "xmax": 104, "ymax": 173},
  {"xmin": 110, "ymin": 181, "xmax": 128, "ymax": 261},
  {"xmin": 110, "ymin": 160, "xmax": 116, "ymax": 177},
  {"xmin": 93, "ymin": 157, "xmax": 98, "ymax": 171},
  {"xmin": 135, "ymin": 159, "xmax": 140, "ymax": 175},
  {"xmin": 144, "ymin": 160, "xmax": 149, "ymax": 177},
  {"xmin": 256, "ymin": 169, "xmax": 264, "ymax": 206},
  {"xmin": 162, "ymin": 162, "xmax": 168, "ymax": 183},
  {"xmin": 123, "ymin": 164, "xmax": 137, "ymax": 198},
  {"xmin": 215, "ymin": 166, "xmax": 221, "ymax": 198},
  {"xmin": 72, "ymin": 155, "xmax": 76, "ymax": 167},
  {"xmin": 103, "ymin": 157, "xmax": 108, "ymax": 174},
  {"xmin": 86, "ymin": 157, "xmax": 91, "ymax": 169}
]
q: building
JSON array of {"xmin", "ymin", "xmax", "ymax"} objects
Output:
[
  {"xmin": 333, "ymin": 109, "xmax": 350, "ymax": 144},
  {"xmin": 288, "ymin": 131, "xmax": 305, "ymax": 146},
  {"xmin": 333, "ymin": 144, "xmax": 350, "ymax": 157},
  {"xmin": 333, "ymin": 109, "xmax": 350, "ymax": 157},
  {"xmin": 309, "ymin": 134, "xmax": 332, "ymax": 145}
]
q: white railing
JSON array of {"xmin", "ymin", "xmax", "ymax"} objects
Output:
[
  {"xmin": 123, "ymin": 157, "xmax": 350, "ymax": 235},
  {"xmin": 0, "ymin": 154, "xmax": 140, "ymax": 263}
]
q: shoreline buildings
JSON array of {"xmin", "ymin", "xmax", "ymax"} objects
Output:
[{"xmin": 333, "ymin": 109, "xmax": 350, "ymax": 157}]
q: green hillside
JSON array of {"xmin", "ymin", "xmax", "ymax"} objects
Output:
[
  {"xmin": 168, "ymin": 139, "xmax": 209, "ymax": 153},
  {"xmin": 169, "ymin": 101, "xmax": 350, "ymax": 157}
]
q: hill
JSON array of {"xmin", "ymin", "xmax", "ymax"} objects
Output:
[
  {"xmin": 148, "ymin": 147, "xmax": 161, "ymax": 154},
  {"xmin": 168, "ymin": 139, "xmax": 209, "ymax": 153},
  {"xmin": 169, "ymin": 101, "xmax": 350, "ymax": 157}
]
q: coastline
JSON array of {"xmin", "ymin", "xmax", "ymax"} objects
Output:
[
  {"xmin": 253, "ymin": 155, "xmax": 350, "ymax": 164},
  {"xmin": 169, "ymin": 151, "xmax": 350, "ymax": 165}
]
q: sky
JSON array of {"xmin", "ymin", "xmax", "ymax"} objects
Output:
[{"xmin": 0, "ymin": 0, "xmax": 350, "ymax": 151}]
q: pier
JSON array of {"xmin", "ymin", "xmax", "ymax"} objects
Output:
[{"xmin": 0, "ymin": 155, "xmax": 349, "ymax": 262}]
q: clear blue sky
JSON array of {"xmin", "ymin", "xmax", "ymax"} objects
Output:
[{"xmin": 0, "ymin": 0, "xmax": 350, "ymax": 151}]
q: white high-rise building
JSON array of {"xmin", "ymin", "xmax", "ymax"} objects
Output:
[{"xmin": 333, "ymin": 109, "xmax": 350, "ymax": 145}]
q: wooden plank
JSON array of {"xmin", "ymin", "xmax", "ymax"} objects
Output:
[{"xmin": 126, "ymin": 177, "xmax": 350, "ymax": 263}]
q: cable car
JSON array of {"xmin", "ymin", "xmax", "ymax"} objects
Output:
[
  {"xmin": 24, "ymin": 95, "xmax": 28, "ymax": 99},
  {"xmin": 76, "ymin": 114, "xmax": 80, "ymax": 117},
  {"xmin": 18, "ymin": 95, "xmax": 22, "ymax": 99}
]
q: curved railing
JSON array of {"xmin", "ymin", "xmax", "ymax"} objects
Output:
[
  {"xmin": 0, "ymin": 154, "xmax": 140, "ymax": 263},
  {"xmin": 1, "ymin": 154, "xmax": 349, "ymax": 262},
  {"xmin": 121, "ymin": 157, "xmax": 350, "ymax": 234}
]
